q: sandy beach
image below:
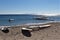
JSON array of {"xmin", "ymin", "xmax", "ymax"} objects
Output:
[{"xmin": 0, "ymin": 22, "xmax": 60, "ymax": 40}]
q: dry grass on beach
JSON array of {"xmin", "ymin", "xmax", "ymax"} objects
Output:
[{"xmin": 0, "ymin": 22, "xmax": 60, "ymax": 40}]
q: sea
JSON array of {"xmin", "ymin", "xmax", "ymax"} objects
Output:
[{"xmin": 0, "ymin": 14, "xmax": 60, "ymax": 26}]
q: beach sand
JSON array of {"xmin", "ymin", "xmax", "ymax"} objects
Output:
[{"xmin": 0, "ymin": 22, "xmax": 60, "ymax": 40}]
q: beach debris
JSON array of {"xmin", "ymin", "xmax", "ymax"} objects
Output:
[
  {"xmin": 28, "ymin": 24, "xmax": 50, "ymax": 29},
  {"xmin": 39, "ymin": 25, "xmax": 51, "ymax": 28},
  {"xmin": 0, "ymin": 26, "xmax": 10, "ymax": 33},
  {"xmin": 1, "ymin": 27, "xmax": 7, "ymax": 31},
  {"xmin": 0, "ymin": 27, "xmax": 9, "ymax": 33},
  {"xmin": 21, "ymin": 24, "xmax": 51, "ymax": 37},
  {"xmin": 22, "ymin": 28, "xmax": 32, "ymax": 32},
  {"xmin": 22, "ymin": 24, "xmax": 51, "ymax": 31}
]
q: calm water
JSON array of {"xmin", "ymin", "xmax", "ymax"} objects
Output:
[{"xmin": 0, "ymin": 14, "xmax": 60, "ymax": 26}]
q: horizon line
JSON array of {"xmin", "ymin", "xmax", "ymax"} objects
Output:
[{"xmin": 0, "ymin": 13, "xmax": 60, "ymax": 16}]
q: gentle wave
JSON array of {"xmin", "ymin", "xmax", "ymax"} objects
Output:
[{"xmin": 23, "ymin": 21, "xmax": 60, "ymax": 25}]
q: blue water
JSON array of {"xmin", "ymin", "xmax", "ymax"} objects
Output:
[{"xmin": 0, "ymin": 14, "xmax": 60, "ymax": 26}]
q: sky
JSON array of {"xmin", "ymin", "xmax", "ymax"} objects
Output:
[{"xmin": 0, "ymin": 0, "xmax": 60, "ymax": 15}]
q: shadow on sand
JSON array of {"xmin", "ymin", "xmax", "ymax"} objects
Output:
[{"xmin": 22, "ymin": 30, "xmax": 31, "ymax": 37}]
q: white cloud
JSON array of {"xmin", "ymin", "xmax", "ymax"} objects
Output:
[
  {"xmin": 0, "ymin": 10, "xmax": 60, "ymax": 16},
  {"xmin": 32, "ymin": 10, "xmax": 60, "ymax": 16}
]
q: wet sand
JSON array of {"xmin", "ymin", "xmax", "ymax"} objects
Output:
[{"xmin": 0, "ymin": 22, "xmax": 60, "ymax": 40}]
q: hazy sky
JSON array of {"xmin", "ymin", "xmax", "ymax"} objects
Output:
[{"xmin": 0, "ymin": 0, "xmax": 60, "ymax": 15}]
